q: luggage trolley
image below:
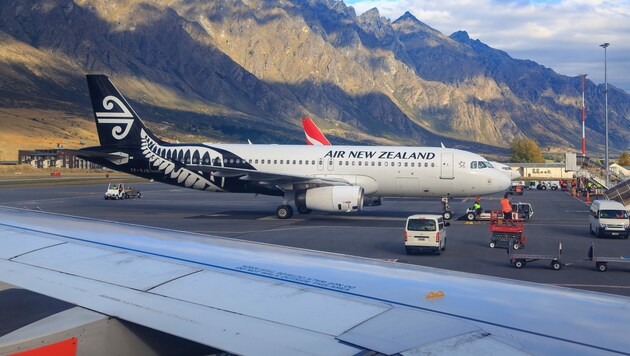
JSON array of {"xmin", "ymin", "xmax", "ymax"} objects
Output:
[
  {"xmin": 489, "ymin": 210, "xmax": 526, "ymax": 250},
  {"xmin": 509, "ymin": 242, "xmax": 563, "ymax": 270}
]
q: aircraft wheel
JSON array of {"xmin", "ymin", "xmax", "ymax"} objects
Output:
[
  {"xmin": 276, "ymin": 205, "xmax": 294, "ymax": 219},
  {"xmin": 551, "ymin": 260, "xmax": 562, "ymax": 270},
  {"xmin": 442, "ymin": 211, "xmax": 453, "ymax": 220},
  {"xmin": 514, "ymin": 260, "xmax": 525, "ymax": 269},
  {"xmin": 596, "ymin": 262, "xmax": 607, "ymax": 272},
  {"xmin": 466, "ymin": 213, "xmax": 476, "ymax": 221}
]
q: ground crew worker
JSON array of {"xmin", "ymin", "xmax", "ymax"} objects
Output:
[
  {"xmin": 473, "ymin": 197, "xmax": 483, "ymax": 216},
  {"xmin": 501, "ymin": 193, "xmax": 514, "ymax": 219}
]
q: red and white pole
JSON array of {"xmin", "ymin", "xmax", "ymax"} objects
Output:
[{"xmin": 581, "ymin": 74, "xmax": 587, "ymax": 156}]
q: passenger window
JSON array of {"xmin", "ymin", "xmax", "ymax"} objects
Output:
[
  {"xmin": 293, "ymin": 160, "xmax": 296, "ymax": 164},
  {"xmin": 378, "ymin": 162, "xmax": 382, "ymax": 166},
  {"xmin": 273, "ymin": 160, "xmax": 277, "ymax": 164},
  {"xmin": 431, "ymin": 163, "xmax": 435, "ymax": 167},
  {"xmin": 358, "ymin": 161, "xmax": 362, "ymax": 166},
  {"xmin": 404, "ymin": 162, "xmax": 408, "ymax": 167},
  {"xmin": 280, "ymin": 160, "xmax": 283, "ymax": 164},
  {"xmin": 371, "ymin": 161, "xmax": 375, "ymax": 166},
  {"xmin": 255, "ymin": 159, "xmax": 259, "ymax": 164},
  {"xmin": 424, "ymin": 162, "xmax": 428, "ymax": 167},
  {"xmin": 299, "ymin": 160, "xmax": 302, "ymax": 164}
]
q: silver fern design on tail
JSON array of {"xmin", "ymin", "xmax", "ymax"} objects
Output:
[{"xmin": 140, "ymin": 130, "xmax": 224, "ymax": 191}]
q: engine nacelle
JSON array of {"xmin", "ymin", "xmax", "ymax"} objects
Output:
[{"xmin": 296, "ymin": 186, "xmax": 364, "ymax": 213}]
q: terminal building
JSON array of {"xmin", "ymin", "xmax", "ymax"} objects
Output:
[{"xmin": 17, "ymin": 149, "xmax": 100, "ymax": 169}]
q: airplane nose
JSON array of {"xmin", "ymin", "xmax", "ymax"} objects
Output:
[{"xmin": 498, "ymin": 172, "xmax": 512, "ymax": 191}]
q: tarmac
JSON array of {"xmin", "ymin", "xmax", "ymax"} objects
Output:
[{"xmin": 1, "ymin": 181, "xmax": 629, "ymax": 297}]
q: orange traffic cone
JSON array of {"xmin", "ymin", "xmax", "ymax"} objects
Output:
[{"xmin": 585, "ymin": 191, "xmax": 591, "ymax": 204}]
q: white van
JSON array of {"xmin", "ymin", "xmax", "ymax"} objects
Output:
[
  {"xmin": 404, "ymin": 214, "xmax": 448, "ymax": 255},
  {"xmin": 589, "ymin": 200, "xmax": 629, "ymax": 239}
]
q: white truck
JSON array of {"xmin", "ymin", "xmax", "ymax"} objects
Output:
[
  {"xmin": 404, "ymin": 214, "xmax": 448, "ymax": 255},
  {"xmin": 104, "ymin": 183, "xmax": 141, "ymax": 200}
]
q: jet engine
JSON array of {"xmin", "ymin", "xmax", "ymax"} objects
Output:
[{"xmin": 295, "ymin": 186, "xmax": 364, "ymax": 213}]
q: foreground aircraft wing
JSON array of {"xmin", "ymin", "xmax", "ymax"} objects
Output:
[
  {"xmin": 1, "ymin": 207, "xmax": 630, "ymax": 355},
  {"xmin": 187, "ymin": 164, "xmax": 351, "ymax": 186}
]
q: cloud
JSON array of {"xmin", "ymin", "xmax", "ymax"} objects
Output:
[{"xmin": 346, "ymin": 0, "xmax": 630, "ymax": 93}]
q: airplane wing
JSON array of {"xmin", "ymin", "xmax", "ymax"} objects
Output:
[
  {"xmin": 1, "ymin": 207, "xmax": 629, "ymax": 355},
  {"xmin": 187, "ymin": 164, "xmax": 351, "ymax": 187}
]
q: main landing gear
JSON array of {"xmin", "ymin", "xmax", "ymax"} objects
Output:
[
  {"xmin": 441, "ymin": 196, "xmax": 453, "ymax": 220},
  {"xmin": 276, "ymin": 205, "xmax": 293, "ymax": 219}
]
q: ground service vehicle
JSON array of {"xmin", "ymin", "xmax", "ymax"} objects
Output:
[
  {"xmin": 489, "ymin": 211, "xmax": 526, "ymax": 249},
  {"xmin": 104, "ymin": 183, "xmax": 142, "ymax": 200},
  {"xmin": 404, "ymin": 214, "xmax": 448, "ymax": 255},
  {"xmin": 464, "ymin": 202, "xmax": 533, "ymax": 222},
  {"xmin": 589, "ymin": 200, "xmax": 630, "ymax": 239}
]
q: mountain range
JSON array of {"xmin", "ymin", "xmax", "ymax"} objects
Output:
[{"xmin": 0, "ymin": 0, "xmax": 628, "ymax": 161}]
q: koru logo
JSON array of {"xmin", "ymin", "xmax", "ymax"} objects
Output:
[
  {"xmin": 96, "ymin": 96, "xmax": 134, "ymax": 140},
  {"xmin": 459, "ymin": 161, "xmax": 466, "ymax": 168}
]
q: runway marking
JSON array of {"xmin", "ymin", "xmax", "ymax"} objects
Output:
[
  {"xmin": 193, "ymin": 225, "xmax": 404, "ymax": 235},
  {"xmin": 554, "ymin": 284, "xmax": 630, "ymax": 289},
  {"xmin": 257, "ymin": 215, "xmax": 406, "ymax": 221}
]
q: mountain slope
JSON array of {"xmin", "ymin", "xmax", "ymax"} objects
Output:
[{"xmin": 0, "ymin": 0, "xmax": 627, "ymax": 161}]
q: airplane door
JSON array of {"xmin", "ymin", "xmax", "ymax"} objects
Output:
[
  {"xmin": 440, "ymin": 153, "xmax": 454, "ymax": 179},
  {"xmin": 317, "ymin": 158, "xmax": 324, "ymax": 171}
]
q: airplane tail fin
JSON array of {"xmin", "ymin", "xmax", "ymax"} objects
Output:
[
  {"xmin": 86, "ymin": 74, "xmax": 163, "ymax": 147},
  {"xmin": 302, "ymin": 117, "xmax": 331, "ymax": 146}
]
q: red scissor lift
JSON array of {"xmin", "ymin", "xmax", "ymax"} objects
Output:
[{"xmin": 489, "ymin": 210, "xmax": 526, "ymax": 250}]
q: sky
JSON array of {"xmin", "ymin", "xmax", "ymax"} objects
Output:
[{"xmin": 346, "ymin": 0, "xmax": 630, "ymax": 94}]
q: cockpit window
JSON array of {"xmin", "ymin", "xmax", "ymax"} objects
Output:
[{"xmin": 471, "ymin": 161, "xmax": 477, "ymax": 169}]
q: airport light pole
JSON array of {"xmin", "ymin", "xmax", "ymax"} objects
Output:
[{"xmin": 599, "ymin": 42, "xmax": 609, "ymax": 188}]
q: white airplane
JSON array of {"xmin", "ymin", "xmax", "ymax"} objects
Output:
[
  {"xmin": 1, "ymin": 206, "xmax": 629, "ymax": 355},
  {"xmin": 75, "ymin": 75, "xmax": 510, "ymax": 219}
]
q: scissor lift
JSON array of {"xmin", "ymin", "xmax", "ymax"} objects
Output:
[{"xmin": 489, "ymin": 210, "xmax": 526, "ymax": 250}]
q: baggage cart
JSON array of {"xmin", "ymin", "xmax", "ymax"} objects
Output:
[
  {"xmin": 586, "ymin": 243, "xmax": 630, "ymax": 272},
  {"xmin": 509, "ymin": 242, "xmax": 563, "ymax": 270}
]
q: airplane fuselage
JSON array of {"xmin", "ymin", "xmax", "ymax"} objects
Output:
[{"xmin": 88, "ymin": 129, "xmax": 510, "ymax": 199}]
